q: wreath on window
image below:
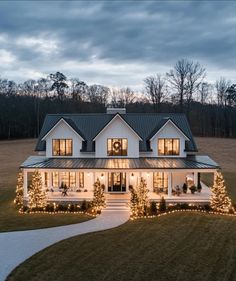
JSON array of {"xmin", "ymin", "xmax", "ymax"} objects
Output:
[{"xmin": 113, "ymin": 141, "xmax": 121, "ymax": 151}]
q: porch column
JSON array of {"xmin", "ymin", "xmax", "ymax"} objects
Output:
[
  {"xmin": 23, "ymin": 169, "xmax": 28, "ymax": 199},
  {"xmin": 48, "ymin": 172, "xmax": 52, "ymax": 189},
  {"xmin": 194, "ymin": 172, "xmax": 198, "ymax": 186},
  {"xmin": 105, "ymin": 172, "xmax": 109, "ymax": 192},
  {"xmin": 168, "ymin": 172, "xmax": 172, "ymax": 197}
]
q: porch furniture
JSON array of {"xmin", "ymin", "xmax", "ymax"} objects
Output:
[
  {"xmin": 61, "ymin": 187, "xmax": 69, "ymax": 196},
  {"xmin": 173, "ymin": 185, "xmax": 181, "ymax": 196}
]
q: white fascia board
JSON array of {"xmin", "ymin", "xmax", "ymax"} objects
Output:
[
  {"xmin": 42, "ymin": 118, "xmax": 84, "ymax": 141},
  {"xmin": 150, "ymin": 119, "xmax": 190, "ymax": 141},
  {"xmin": 93, "ymin": 114, "xmax": 143, "ymax": 141}
]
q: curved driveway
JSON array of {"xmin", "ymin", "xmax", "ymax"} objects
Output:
[{"xmin": 0, "ymin": 210, "xmax": 130, "ymax": 281}]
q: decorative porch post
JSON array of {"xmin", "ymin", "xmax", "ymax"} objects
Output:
[
  {"xmin": 168, "ymin": 172, "xmax": 172, "ymax": 197},
  {"xmin": 23, "ymin": 169, "xmax": 28, "ymax": 199},
  {"xmin": 194, "ymin": 172, "xmax": 198, "ymax": 186}
]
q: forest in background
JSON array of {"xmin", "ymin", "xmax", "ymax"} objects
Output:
[{"xmin": 0, "ymin": 59, "xmax": 235, "ymax": 139}]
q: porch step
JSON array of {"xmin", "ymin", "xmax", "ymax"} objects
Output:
[{"xmin": 103, "ymin": 198, "xmax": 130, "ymax": 212}]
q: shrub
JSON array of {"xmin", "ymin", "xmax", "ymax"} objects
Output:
[
  {"xmin": 81, "ymin": 200, "xmax": 89, "ymax": 212},
  {"xmin": 179, "ymin": 203, "xmax": 189, "ymax": 209},
  {"xmin": 203, "ymin": 204, "xmax": 211, "ymax": 211},
  {"xmin": 182, "ymin": 183, "xmax": 188, "ymax": 194},
  {"xmin": 150, "ymin": 201, "xmax": 158, "ymax": 215},
  {"xmin": 159, "ymin": 197, "xmax": 166, "ymax": 212}
]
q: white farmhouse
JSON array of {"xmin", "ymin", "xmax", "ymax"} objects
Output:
[{"xmin": 21, "ymin": 108, "xmax": 219, "ymax": 205}]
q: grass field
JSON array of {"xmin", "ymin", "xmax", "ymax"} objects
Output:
[
  {"xmin": 7, "ymin": 212, "xmax": 236, "ymax": 281},
  {"xmin": 195, "ymin": 137, "xmax": 236, "ymax": 204},
  {"xmin": 0, "ymin": 139, "xmax": 91, "ymax": 232}
]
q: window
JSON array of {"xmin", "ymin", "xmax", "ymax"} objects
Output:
[
  {"xmin": 60, "ymin": 172, "xmax": 76, "ymax": 188},
  {"xmin": 153, "ymin": 172, "xmax": 168, "ymax": 194},
  {"xmin": 158, "ymin": 138, "xmax": 180, "ymax": 155},
  {"xmin": 52, "ymin": 172, "xmax": 59, "ymax": 187},
  {"xmin": 107, "ymin": 138, "xmax": 127, "ymax": 156},
  {"xmin": 44, "ymin": 172, "xmax": 49, "ymax": 187},
  {"xmin": 52, "ymin": 139, "xmax": 72, "ymax": 156},
  {"xmin": 79, "ymin": 172, "xmax": 84, "ymax": 188}
]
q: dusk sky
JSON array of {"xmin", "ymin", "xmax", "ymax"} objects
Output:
[{"xmin": 0, "ymin": 1, "xmax": 236, "ymax": 90}]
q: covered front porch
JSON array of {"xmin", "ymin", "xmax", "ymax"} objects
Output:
[
  {"xmin": 22, "ymin": 169, "xmax": 216, "ymax": 204},
  {"xmin": 21, "ymin": 155, "xmax": 219, "ymax": 204}
]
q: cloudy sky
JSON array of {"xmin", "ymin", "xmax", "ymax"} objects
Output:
[{"xmin": 0, "ymin": 1, "xmax": 236, "ymax": 90}]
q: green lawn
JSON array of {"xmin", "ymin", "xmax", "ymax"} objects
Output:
[
  {"xmin": 0, "ymin": 188, "xmax": 92, "ymax": 232},
  {"xmin": 0, "ymin": 139, "xmax": 92, "ymax": 232},
  {"xmin": 7, "ymin": 212, "xmax": 236, "ymax": 281}
]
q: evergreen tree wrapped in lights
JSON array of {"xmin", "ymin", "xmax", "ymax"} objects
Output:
[
  {"xmin": 28, "ymin": 170, "xmax": 47, "ymax": 210},
  {"xmin": 92, "ymin": 178, "xmax": 105, "ymax": 213},
  {"xmin": 14, "ymin": 170, "xmax": 24, "ymax": 207},
  {"xmin": 130, "ymin": 186, "xmax": 139, "ymax": 217},
  {"xmin": 211, "ymin": 171, "xmax": 234, "ymax": 213},
  {"xmin": 136, "ymin": 177, "xmax": 149, "ymax": 216}
]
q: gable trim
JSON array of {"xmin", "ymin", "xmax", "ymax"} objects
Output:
[
  {"xmin": 41, "ymin": 118, "xmax": 85, "ymax": 141},
  {"xmin": 150, "ymin": 119, "xmax": 190, "ymax": 141},
  {"xmin": 93, "ymin": 113, "xmax": 143, "ymax": 141}
]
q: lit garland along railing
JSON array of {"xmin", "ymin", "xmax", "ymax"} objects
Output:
[{"xmin": 130, "ymin": 209, "xmax": 236, "ymax": 220}]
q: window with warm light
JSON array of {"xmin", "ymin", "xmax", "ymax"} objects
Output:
[
  {"xmin": 52, "ymin": 139, "xmax": 72, "ymax": 156},
  {"xmin": 61, "ymin": 172, "xmax": 76, "ymax": 188},
  {"xmin": 44, "ymin": 172, "xmax": 49, "ymax": 187},
  {"xmin": 158, "ymin": 138, "xmax": 180, "ymax": 155},
  {"xmin": 79, "ymin": 172, "xmax": 84, "ymax": 188},
  {"xmin": 153, "ymin": 172, "xmax": 168, "ymax": 193},
  {"xmin": 107, "ymin": 138, "xmax": 127, "ymax": 156},
  {"xmin": 52, "ymin": 172, "xmax": 59, "ymax": 187}
]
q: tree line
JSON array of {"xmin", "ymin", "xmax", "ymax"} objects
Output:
[{"xmin": 0, "ymin": 58, "xmax": 235, "ymax": 139}]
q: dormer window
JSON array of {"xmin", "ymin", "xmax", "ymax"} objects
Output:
[
  {"xmin": 158, "ymin": 138, "xmax": 180, "ymax": 156},
  {"xmin": 52, "ymin": 139, "xmax": 72, "ymax": 156},
  {"xmin": 107, "ymin": 138, "xmax": 127, "ymax": 156}
]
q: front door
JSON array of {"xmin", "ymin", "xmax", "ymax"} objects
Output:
[{"xmin": 108, "ymin": 172, "xmax": 126, "ymax": 192}]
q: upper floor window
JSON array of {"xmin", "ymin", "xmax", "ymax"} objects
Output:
[
  {"xmin": 52, "ymin": 139, "xmax": 72, "ymax": 156},
  {"xmin": 158, "ymin": 138, "xmax": 180, "ymax": 155},
  {"xmin": 107, "ymin": 138, "xmax": 127, "ymax": 156}
]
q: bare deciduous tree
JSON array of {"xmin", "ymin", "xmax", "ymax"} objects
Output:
[
  {"xmin": 215, "ymin": 77, "xmax": 231, "ymax": 106},
  {"xmin": 110, "ymin": 87, "xmax": 135, "ymax": 107},
  {"xmin": 144, "ymin": 74, "xmax": 166, "ymax": 111},
  {"xmin": 198, "ymin": 82, "xmax": 211, "ymax": 104},
  {"xmin": 185, "ymin": 61, "xmax": 205, "ymax": 105},
  {"xmin": 69, "ymin": 78, "xmax": 88, "ymax": 101},
  {"xmin": 87, "ymin": 84, "xmax": 109, "ymax": 105},
  {"xmin": 166, "ymin": 59, "xmax": 189, "ymax": 109},
  {"xmin": 166, "ymin": 59, "xmax": 205, "ymax": 110}
]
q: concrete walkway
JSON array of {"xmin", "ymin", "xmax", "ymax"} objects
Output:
[{"xmin": 0, "ymin": 210, "xmax": 130, "ymax": 281}]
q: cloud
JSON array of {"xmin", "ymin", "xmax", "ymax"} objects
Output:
[
  {"xmin": 0, "ymin": 1, "xmax": 235, "ymax": 89},
  {"xmin": 0, "ymin": 49, "xmax": 15, "ymax": 64},
  {"xmin": 16, "ymin": 35, "xmax": 59, "ymax": 55}
]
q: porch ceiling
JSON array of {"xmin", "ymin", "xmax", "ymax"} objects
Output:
[{"xmin": 21, "ymin": 155, "xmax": 219, "ymax": 170}]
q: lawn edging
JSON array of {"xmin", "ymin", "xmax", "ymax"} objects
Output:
[{"xmin": 130, "ymin": 208, "xmax": 236, "ymax": 220}]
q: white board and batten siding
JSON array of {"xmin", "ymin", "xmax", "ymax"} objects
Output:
[
  {"xmin": 150, "ymin": 120, "xmax": 189, "ymax": 158},
  {"xmin": 44, "ymin": 120, "xmax": 83, "ymax": 158},
  {"xmin": 94, "ymin": 116, "xmax": 140, "ymax": 158}
]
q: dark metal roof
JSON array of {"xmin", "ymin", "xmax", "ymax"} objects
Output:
[
  {"xmin": 21, "ymin": 155, "xmax": 219, "ymax": 170},
  {"xmin": 36, "ymin": 113, "xmax": 198, "ymax": 152}
]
